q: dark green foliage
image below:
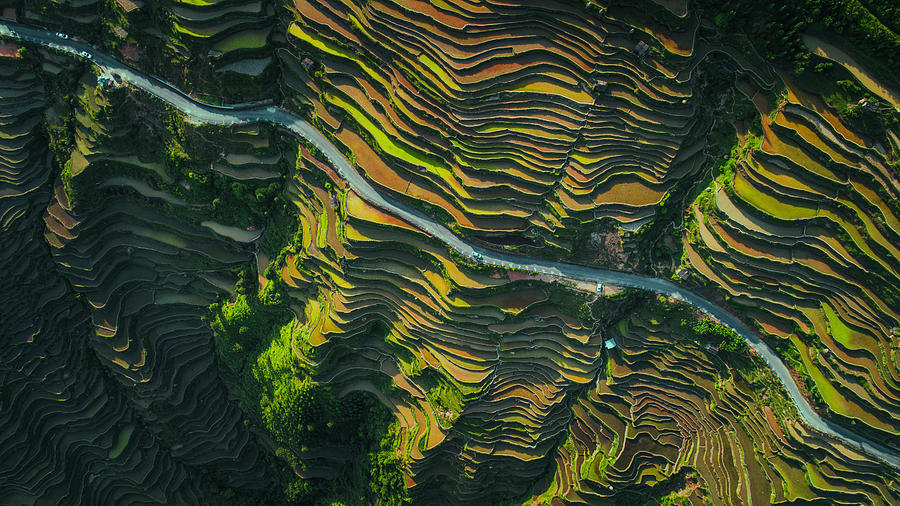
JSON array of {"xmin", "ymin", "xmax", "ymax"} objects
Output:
[
  {"xmin": 690, "ymin": 318, "xmax": 746, "ymax": 353},
  {"xmin": 606, "ymin": 468, "xmax": 707, "ymax": 505},
  {"xmin": 644, "ymin": 295, "xmax": 746, "ymax": 353},
  {"xmin": 263, "ymin": 378, "xmax": 341, "ymax": 449},
  {"xmin": 793, "ymin": 55, "xmax": 899, "ymax": 142},
  {"xmin": 260, "ymin": 201, "xmax": 301, "ymax": 258},
  {"xmin": 207, "ymin": 279, "xmax": 407, "ymax": 505},
  {"xmin": 589, "ymin": 289, "xmax": 644, "ymax": 324},
  {"xmin": 858, "ymin": 0, "xmax": 899, "ymax": 32},
  {"xmin": 697, "ymin": 0, "xmax": 899, "ymax": 85},
  {"xmin": 366, "ymin": 415, "xmax": 408, "ymax": 506},
  {"xmin": 162, "ymin": 113, "xmax": 283, "ymax": 228},
  {"xmin": 542, "ymin": 286, "xmax": 593, "ymax": 324}
]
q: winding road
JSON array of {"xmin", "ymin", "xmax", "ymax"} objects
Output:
[{"xmin": 3, "ymin": 20, "xmax": 898, "ymax": 470}]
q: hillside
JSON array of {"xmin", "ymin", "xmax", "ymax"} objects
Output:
[{"xmin": 1, "ymin": 0, "xmax": 899, "ymax": 504}]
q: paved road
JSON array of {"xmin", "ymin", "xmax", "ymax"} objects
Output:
[{"xmin": 4, "ymin": 20, "xmax": 898, "ymax": 469}]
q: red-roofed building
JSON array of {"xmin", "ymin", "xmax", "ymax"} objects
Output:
[
  {"xmin": 119, "ymin": 42, "xmax": 139, "ymax": 62},
  {"xmin": 0, "ymin": 41, "xmax": 21, "ymax": 59}
]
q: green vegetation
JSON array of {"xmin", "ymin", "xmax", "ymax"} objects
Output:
[
  {"xmin": 641, "ymin": 296, "xmax": 791, "ymax": 415},
  {"xmin": 602, "ymin": 469, "xmax": 708, "ymax": 505},
  {"xmin": 162, "ymin": 113, "xmax": 286, "ymax": 228},
  {"xmin": 644, "ymin": 296, "xmax": 746, "ymax": 353},
  {"xmin": 794, "ymin": 57, "xmax": 899, "ymax": 141},
  {"xmin": 207, "ymin": 276, "xmax": 407, "ymax": 505},
  {"xmin": 689, "ymin": 318, "xmax": 747, "ymax": 353},
  {"xmin": 701, "ymin": 0, "xmax": 900, "ymax": 83},
  {"xmin": 546, "ymin": 286, "xmax": 593, "ymax": 325},
  {"xmin": 772, "ymin": 336, "xmax": 827, "ymax": 409},
  {"xmin": 631, "ymin": 54, "xmax": 762, "ymax": 274},
  {"xmin": 6, "ymin": 1, "xmax": 900, "ymax": 504}
]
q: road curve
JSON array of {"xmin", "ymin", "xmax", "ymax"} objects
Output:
[{"xmin": 4, "ymin": 20, "xmax": 898, "ymax": 469}]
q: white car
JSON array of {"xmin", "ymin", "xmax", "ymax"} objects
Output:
[{"xmin": 56, "ymin": 32, "xmax": 68, "ymax": 39}]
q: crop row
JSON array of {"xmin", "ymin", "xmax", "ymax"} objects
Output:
[
  {"xmin": 268, "ymin": 147, "xmax": 610, "ymax": 501},
  {"xmin": 283, "ymin": 0, "xmax": 701, "ymax": 253},
  {"xmin": 538, "ymin": 310, "xmax": 899, "ymax": 505},
  {"xmin": 0, "ymin": 60, "xmax": 206, "ymax": 505},
  {"xmin": 682, "ymin": 78, "xmax": 900, "ymax": 448},
  {"xmin": 35, "ymin": 73, "xmax": 271, "ymax": 499}
]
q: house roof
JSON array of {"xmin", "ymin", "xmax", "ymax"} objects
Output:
[
  {"xmin": 115, "ymin": 0, "xmax": 143, "ymax": 13},
  {"xmin": 119, "ymin": 42, "xmax": 139, "ymax": 61},
  {"xmin": 0, "ymin": 41, "xmax": 21, "ymax": 59}
]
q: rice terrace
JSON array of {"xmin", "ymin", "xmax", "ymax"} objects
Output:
[{"xmin": 1, "ymin": 0, "xmax": 899, "ymax": 504}]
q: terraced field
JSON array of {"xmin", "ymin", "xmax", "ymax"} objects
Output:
[
  {"xmin": 282, "ymin": 0, "xmax": 705, "ymax": 256},
  {"xmin": 268, "ymin": 151, "xmax": 610, "ymax": 500},
  {"xmin": 682, "ymin": 73, "xmax": 900, "ymax": 451},
  {"xmin": 0, "ymin": 60, "xmax": 210, "ymax": 504},
  {"xmin": 2, "ymin": 0, "xmax": 900, "ymax": 504},
  {"xmin": 541, "ymin": 309, "xmax": 900, "ymax": 505}
]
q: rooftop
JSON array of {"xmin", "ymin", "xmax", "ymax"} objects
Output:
[
  {"xmin": 0, "ymin": 41, "xmax": 21, "ymax": 59},
  {"xmin": 115, "ymin": 0, "xmax": 143, "ymax": 13},
  {"xmin": 119, "ymin": 42, "xmax": 139, "ymax": 62},
  {"xmin": 634, "ymin": 40, "xmax": 650, "ymax": 57}
]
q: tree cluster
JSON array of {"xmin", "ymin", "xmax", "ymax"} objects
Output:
[
  {"xmin": 207, "ymin": 280, "xmax": 407, "ymax": 505},
  {"xmin": 701, "ymin": 0, "xmax": 899, "ymax": 81}
]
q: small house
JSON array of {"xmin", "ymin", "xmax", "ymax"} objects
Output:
[
  {"xmin": 115, "ymin": 0, "xmax": 143, "ymax": 13},
  {"xmin": 119, "ymin": 43, "xmax": 139, "ymax": 62},
  {"xmin": 604, "ymin": 338, "xmax": 617, "ymax": 350},
  {"xmin": 634, "ymin": 40, "xmax": 650, "ymax": 58},
  {"xmin": 0, "ymin": 41, "xmax": 21, "ymax": 59},
  {"xmin": 864, "ymin": 100, "xmax": 880, "ymax": 113}
]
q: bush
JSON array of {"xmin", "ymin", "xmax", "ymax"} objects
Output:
[{"xmin": 692, "ymin": 318, "xmax": 747, "ymax": 353}]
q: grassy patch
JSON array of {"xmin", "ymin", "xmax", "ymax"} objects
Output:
[{"xmin": 207, "ymin": 276, "xmax": 407, "ymax": 504}]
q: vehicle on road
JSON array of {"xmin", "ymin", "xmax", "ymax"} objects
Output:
[{"xmin": 56, "ymin": 32, "xmax": 68, "ymax": 39}]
